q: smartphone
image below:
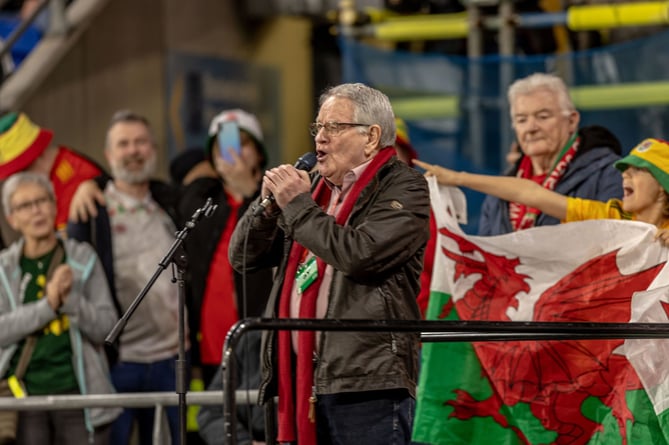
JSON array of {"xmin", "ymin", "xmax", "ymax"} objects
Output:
[{"xmin": 217, "ymin": 121, "xmax": 241, "ymax": 163}]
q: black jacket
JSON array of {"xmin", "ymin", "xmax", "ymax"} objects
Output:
[
  {"xmin": 479, "ymin": 125, "xmax": 623, "ymax": 235},
  {"xmin": 178, "ymin": 177, "xmax": 274, "ymax": 366},
  {"xmin": 229, "ymin": 157, "xmax": 430, "ymax": 403}
]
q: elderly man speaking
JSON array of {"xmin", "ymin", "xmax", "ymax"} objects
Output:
[{"xmin": 229, "ymin": 83, "xmax": 430, "ymax": 445}]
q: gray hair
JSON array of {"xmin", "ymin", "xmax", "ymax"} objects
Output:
[
  {"xmin": 508, "ymin": 73, "xmax": 575, "ymax": 116},
  {"xmin": 2, "ymin": 172, "xmax": 55, "ymax": 216},
  {"xmin": 105, "ymin": 109, "xmax": 156, "ymax": 149},
  {"xmin": 319, "ymin": 83, "xmax": 396, "ymax": 148}
]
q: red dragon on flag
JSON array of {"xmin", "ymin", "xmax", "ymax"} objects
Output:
[{"xmin": 413, "ymin": 180, "xmax": 669, "ymax": 445}]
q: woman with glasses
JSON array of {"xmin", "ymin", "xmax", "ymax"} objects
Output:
[{"xmin": 0, "ymin": 172, "xmax": 119, "ymax": 445}]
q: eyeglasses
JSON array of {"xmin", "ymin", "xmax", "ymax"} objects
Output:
[
  {"xmin": 11, "ymin": 196, "xmax": 53, "ymax": 214},
  {"xmin": 309, "ymin": 122, "xmax": 370, "ymax": 137}
]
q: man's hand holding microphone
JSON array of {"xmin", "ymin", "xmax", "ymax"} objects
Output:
[{"xmin": 254, "ymin": 152, "xmax": 316, "ymax": 217}]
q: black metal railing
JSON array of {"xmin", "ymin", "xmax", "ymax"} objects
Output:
[{"xmin": 222, "ymin": 317, "xmax": 669, "ymax": 445}]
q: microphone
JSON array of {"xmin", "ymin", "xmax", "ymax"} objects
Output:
[{"xmin": 253, "ymin": 151, "xmax": 317, "ymax": 217}]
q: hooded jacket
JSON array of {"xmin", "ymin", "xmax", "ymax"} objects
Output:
[
  {"xmin": 0, "ymin": 237, "xmax": 121, "ymax": 431},
  {"xmin": 479, "ymin": 125, "xmax": 624, "ymax": 236},
  {"xmin": 229, "ymin": 157, "xmax": 430, "ymax": 403}
]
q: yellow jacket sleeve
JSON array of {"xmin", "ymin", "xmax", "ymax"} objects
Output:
[{"xmin": 564, "ymin": 197, "xmax": 633, "ymax": 223}]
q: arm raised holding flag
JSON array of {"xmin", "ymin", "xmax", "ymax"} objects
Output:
[
  {"xmin": 414, "ymin": 159, "xmax": 568, "ymax": 221},
  {"xmin": 415, "ymin": 137, "xmax": 669, "ymax": 244}
]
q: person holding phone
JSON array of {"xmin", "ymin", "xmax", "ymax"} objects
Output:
[
  {"xmin": 180, "ymin": 109, "xmax": 273, "ymax": 383},
  {"xmin": 66, "ymin": 109, "xmax": 272, "ymax": 443},
  {"xmin": 176, "ymin": 109, "xmax": 273, "ymax": 444},
  {"xmin": 216, "ymin": 120, "xmax": 242, "ymax": 163}
]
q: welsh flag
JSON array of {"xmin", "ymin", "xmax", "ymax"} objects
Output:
[{"xmin": 413, "ymin": 177, "xmax": 669, "ymax": 445}]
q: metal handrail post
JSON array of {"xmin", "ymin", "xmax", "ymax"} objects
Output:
[
  {"xmin": 498, "ymin": 0, "xmax": 515, "ymax": 165},
  {"xmin": 47, "ymin": 0, "xmax": 69, "ymax": 36},
  {"xmin": 0, "ymin": 387, "xmax": 259, "ymax": 444},
  {"xmin": 466, "ymin": 1, "xmax": 484, "ymax": 167},
  {"xmin": 153, "ymin": 404, "xmax": 166, "ymax": 445},
  {"xmin": 0, "ymin": 390, "xmax": 258, "ymax": 411}
]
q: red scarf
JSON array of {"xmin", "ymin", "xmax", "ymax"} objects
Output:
[
  {"xmin": 509, "ymin": 135, "xmax": 580, "ymax": 230},
  {"xmin": 276, "ymin": 147, "xmax": 395, "ymax": 444}
]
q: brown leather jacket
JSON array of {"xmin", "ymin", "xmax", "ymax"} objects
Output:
[{"xmin": 229, "ymin": 157, "xmax": 430, "ymax": 403}]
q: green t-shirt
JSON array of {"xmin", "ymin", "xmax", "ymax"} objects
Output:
[{"xmin": 7, "ymin": 244, "xmax": 78, "ymax": 395}]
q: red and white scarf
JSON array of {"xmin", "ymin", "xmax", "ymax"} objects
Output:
[
  {"xmin": 509, "ymin": 135, "xmax": 580, "ymax": 231},
  {"xmin": 276, "ymin": 147, "xmax": 395, "ymax": 444}
]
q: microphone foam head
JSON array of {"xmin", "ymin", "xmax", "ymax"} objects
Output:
[{"xmin": 296, "ymin": 152, "xmax": 317, "ymax": 171}]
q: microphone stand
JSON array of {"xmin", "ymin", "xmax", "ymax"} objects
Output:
[{"xmin": 105, "ymin": 197, "xmax": 218, "ymax": 445}]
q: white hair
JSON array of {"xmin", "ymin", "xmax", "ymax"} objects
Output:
[
  {"xmin": 2, "ymin": 172, "xmax": 54, "ymax": 216},
  {"xmin": 508, "ymin": 73, "xmax": 575, "ymax": 116}
]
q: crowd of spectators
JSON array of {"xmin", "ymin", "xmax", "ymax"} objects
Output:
[{"xmin": 0, "ymin": 67, "xmax": 663, "ymax": 445}]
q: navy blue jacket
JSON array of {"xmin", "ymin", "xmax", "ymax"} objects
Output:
[{"xmin": 478, "ymin": 126, "xmax": 624, "ymax": 236}]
